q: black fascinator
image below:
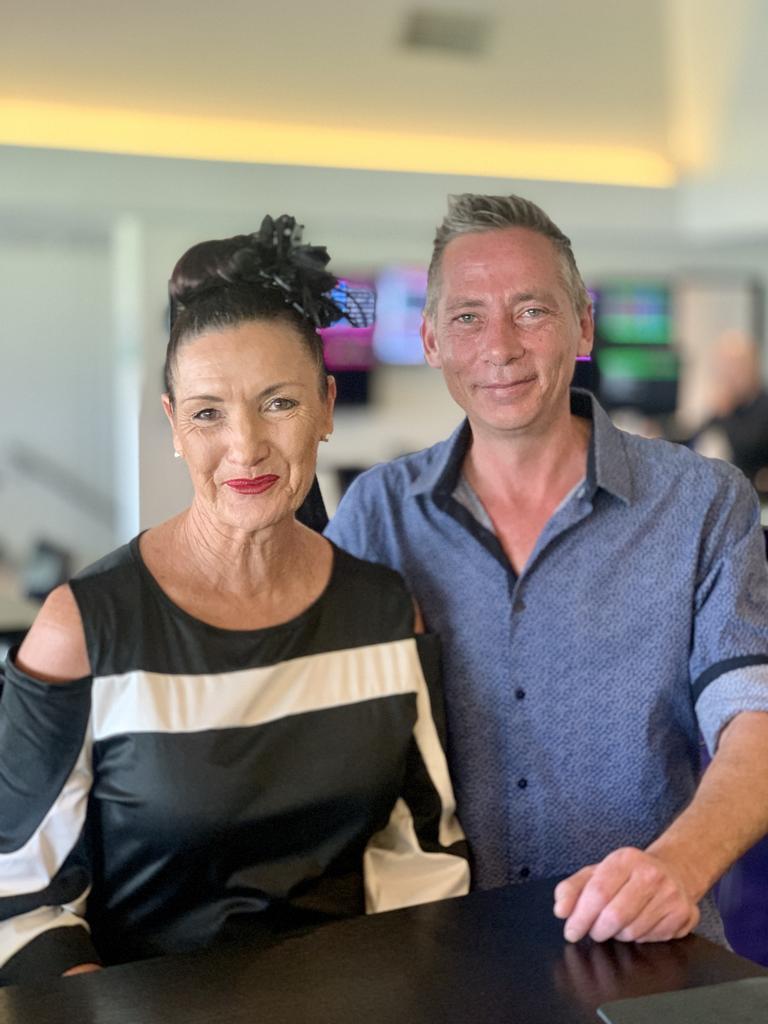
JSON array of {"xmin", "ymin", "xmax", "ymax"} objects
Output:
[{"xmin": 169, "ymin": 215, "xmax": 375, "ymax": 331}]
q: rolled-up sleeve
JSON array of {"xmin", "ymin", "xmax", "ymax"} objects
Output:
[{"xmin": 690, "ymin": 472, "xmax": 768, "ymax": 753}]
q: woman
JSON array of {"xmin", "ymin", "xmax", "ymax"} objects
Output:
[{"xmin": 0, "ymin": 216, "xmax": 468, "ymax": 985}]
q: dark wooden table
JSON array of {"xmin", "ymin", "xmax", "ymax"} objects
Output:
[{"xmin": 1, "ymin": 880, "xmax": 765, "ymax": 1023}]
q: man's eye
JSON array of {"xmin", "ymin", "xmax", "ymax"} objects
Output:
[
  {"xmin": 266, "ymin": 397, "xmax": 297, "ymax": 412},
  {"xmin": 522, "ymin": 307, "xmax": 546, "ymax": 319},
  {"xmin": 192, "ymin": 408, "xmax": 220, "ymax": 421},
  {"xmin": 455, "ymin": 313, "xmax": 478, "ymax": 324}
]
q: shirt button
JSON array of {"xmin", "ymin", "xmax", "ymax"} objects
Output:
[
  {"xmin": 513, "ymin": 597, "xmax": 526, "ymax": 613},
  {"xmin": 578, "ymin": 487, "xmax": 586, "ymax": 498},
  {"xmin": 517, "ymin": 778, "xmax": 528, "ymax": 789},
  {"xmin": 520, "ymin": 866, "xmax": 530, "ymax": 878},
  {"xmin": 515, "ymin": 688, "xmax": 526, "ymax": 700}
]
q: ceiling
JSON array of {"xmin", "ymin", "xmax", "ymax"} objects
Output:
[{"xmin": 0, "ymin": 0, "xmax": 747, "ymax": 186}]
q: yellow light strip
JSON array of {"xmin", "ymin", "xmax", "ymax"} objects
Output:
[{"xmin": 0, "ymin": 98, "xmax": 676, "ymax": 188}]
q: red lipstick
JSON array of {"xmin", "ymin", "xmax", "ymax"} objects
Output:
[{"xmin": 225, "ymin": 475, "xmax": 279, "ymax": 494}]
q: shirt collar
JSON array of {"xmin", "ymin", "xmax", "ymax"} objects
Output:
[{"xmin": 409, "ymin": 389, "xmax": 633, "ymax": 505}]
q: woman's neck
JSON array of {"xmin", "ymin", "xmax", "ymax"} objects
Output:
[{"xmin": 167, "ymin": 503, "xmax": 316, "ymax": 599}]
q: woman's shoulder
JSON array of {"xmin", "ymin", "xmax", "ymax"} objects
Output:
[
  {"xmin": 15, "ymin": 584, "xmax": 90, "ymax": 683},
  {"xmin": 13, "ymin": 539, "xmax": 151, "ymax": 685},
  {"xmin": 329, "ymin": 542, "xmax": 411, "ymax": 596},
  {"xmin": 73, "ymin": 538, "xmax": 138, "ymax": 584},
  {"xmin": 68, "ymin": 537, "xmax": 146, "ymax": 610},
  {"xmin": 321, "ymin": 543, "xmax": 416, "ymax": 644}
]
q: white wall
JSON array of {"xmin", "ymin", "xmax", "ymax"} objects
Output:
[{"xmin": 0, "ymin": 229, "xmax": 114, "ymax": 568}]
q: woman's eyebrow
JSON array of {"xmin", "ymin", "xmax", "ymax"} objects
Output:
[{"xmin": 181, "ymin": 381, "xmax": 308, "ymax": 404}]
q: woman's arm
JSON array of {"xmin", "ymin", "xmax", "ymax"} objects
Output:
[
  {"xmin": 362, "ymin": 630, "xmax": 470, "ymax": 913},
  {"xmin": 0, "ymin": 586, "xmax": 101, "ymax": 984},
  {"xmin": 15, "ymin": 584, "xmax": 90, "ymax": 681}
]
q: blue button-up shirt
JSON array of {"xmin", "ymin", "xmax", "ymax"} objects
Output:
[{"xmin": 326, "ymin": 391, "xmax": 768, "ymax": 938}]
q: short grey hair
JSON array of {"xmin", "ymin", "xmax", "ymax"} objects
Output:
[{"xmin": 425, "ymin": 193, "xmax": 590, "ymax": 317}]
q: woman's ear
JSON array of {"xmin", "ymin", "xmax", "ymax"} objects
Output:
[{"xmin": 161, "ymin": 394, "xmax": 182, "ymax": 455}]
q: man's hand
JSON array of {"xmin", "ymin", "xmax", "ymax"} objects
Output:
[{"xmin": 553, "ymin": 847, "xmax": 700, "ymax": 943}]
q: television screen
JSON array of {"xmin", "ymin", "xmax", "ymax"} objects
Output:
[
  {"xmin": 373, "ymin": 267, "xmax": 428, "ymax": 365},
  {"xmin": 594, "ymin": 282, "xmax": 671, "ymax": 346},
  {"xmin": 331, "ymin": 370, "xmax": 370, "ymax": 406},
  {"xmin": 318, "ymin": 278, "xmax": 375, "ymax": 372},
  {"xmin": 572, "ymin": 355, "xmax": 599, "ymax": 393},
  {"xmin": 595, "ymin": 345, "xmax": 679, "ymax": 415}
]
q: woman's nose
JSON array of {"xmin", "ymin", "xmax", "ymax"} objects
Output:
[{"xmin": 229, "ymin": 414, "xmax": 269, "ymax": 464}]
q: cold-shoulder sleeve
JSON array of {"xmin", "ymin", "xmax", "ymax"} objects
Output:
[{"xmin": 0, "ymin": 654, "xmax": 99, "ymax": 985}]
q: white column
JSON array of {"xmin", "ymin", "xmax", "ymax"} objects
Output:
[{"xmin": 110, "ymin": 215, "xmax": 144, "ymax": 544}]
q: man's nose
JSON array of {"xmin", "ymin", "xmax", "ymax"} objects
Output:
[{"xmin": 483, "ymin": 318, "xmax": 525, "ymax": 366}]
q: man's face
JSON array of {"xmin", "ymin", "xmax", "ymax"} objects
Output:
[{"xmin": 421, "ymin": 227, "xmax": 593, "ymax": 439}]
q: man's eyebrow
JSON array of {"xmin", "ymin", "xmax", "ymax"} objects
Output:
[
  {"xmin": 257, "ymin": 381, "xmax": 306, "ymax": 398},
  {"xmin": 444, "ymin": 291, "xmax": 561, "ymax": 313},
  {"xmin": 513, "ymin": 290, "xmax": 559, "ymax": 305},
  {"xmin": 444, "ymin": 298, "xmax": 487, "ymax": 312}
]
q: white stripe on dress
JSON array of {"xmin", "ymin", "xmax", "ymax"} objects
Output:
[
  {"xmin": 91, "ymin": 639, "xmax": 422, "ymax": 740},
  {"xmin": 0, "ymin": 731, "xmax": 93, "ymax": 969},
  {"xmin": 0, "ymin": 729, "xmax": 92, "ymax": 896},
  {"xmin": 0, "ymin": 902, "xmax": 91, "ymax": 972},
  {"xmin": 363, "ymin": 798, "xmax": 470, "ymax": 913}
]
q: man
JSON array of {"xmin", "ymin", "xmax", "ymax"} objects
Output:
[{"xmin": 326, "ymin": 194, "xmax": 768, "ymax": 944}]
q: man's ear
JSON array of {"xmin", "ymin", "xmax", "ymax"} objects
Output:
[
  {"xmin": 421, "ymin": 315, "xmax": 443, "ymax": 369},
  {"xmin": 577, "ymin": 303, "xmax": 594, "ymax": 359}
]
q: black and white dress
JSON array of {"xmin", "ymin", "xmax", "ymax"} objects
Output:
[{"xmin": 0, "ymin": 539, "xmax": 468, "ymax": 984}]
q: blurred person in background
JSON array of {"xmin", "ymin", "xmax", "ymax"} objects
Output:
[
  {"xmin": 693, "ymin": 329, "xmax": 768, "ymax": 490},
  {"xmin": 328, "ymin": 193, "xmax": 768, "ymax": 951},
  {"xmin": 0, "ymin": 215, "xmax": 468, "ymax": 986}
]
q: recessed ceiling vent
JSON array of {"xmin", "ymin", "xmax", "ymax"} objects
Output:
[{"xmin": 401, "ymin": 8, "xmax": 492, "ymax": 57}]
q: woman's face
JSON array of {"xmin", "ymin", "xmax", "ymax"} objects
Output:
[{"xmin": 163, "ymin": 320, "xmax": 335, "ymax": 534}]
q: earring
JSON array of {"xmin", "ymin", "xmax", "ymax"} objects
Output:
[
  {"xmin": 174, "ymin": 450, "xmax": 182, "ymax": 459},
  {"xmin": 320, "ymin": 435, "xmax": 330, "ymax": 443}
]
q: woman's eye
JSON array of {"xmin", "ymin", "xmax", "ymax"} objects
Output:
[
  {"xmin": 192, "ymin": 408, "xmax": 220, "ymax": 421},
  {"xmin": 266, "ymin": 397, "xmax": 297, "ymax": 412}
]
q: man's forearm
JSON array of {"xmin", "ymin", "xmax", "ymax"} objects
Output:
[{"xmin": 646, "ymin": 710, "xmax": 768, "ymax": 900}]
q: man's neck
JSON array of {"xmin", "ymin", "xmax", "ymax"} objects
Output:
[
  {"xmin": 463, "ymin": 408, "xmax": 591, "ymax": 510},
  {"xmin": 461, "ymin": 407, "xmax": 592, "ymax": 576}
]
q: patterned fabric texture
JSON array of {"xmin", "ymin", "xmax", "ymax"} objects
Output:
[{"xmin": 326, "ymin": 390, "xmax": 768, "ymax": 944}]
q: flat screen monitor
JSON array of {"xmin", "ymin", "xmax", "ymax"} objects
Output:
[
  {"xmin": 318, "ymin": 278, "xmax": 375, "ymax": 373},
  {"xmin": 572, "ymin": 355, "xmax": 599, "ymax": 394},
  {"xmin": 594, "ymin": 282, "xmax": 671, "ymax": 346},
  {"xmin": 596, "ymin": 345, "xmax": 679, "ymax": 415},
  {"xmin": 330, "ymin": 370, "xmax": 370, "ymax": 406},
  {"xmin": 373, "ymin": 267, "xmax": 428, "ymax": 365}
]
